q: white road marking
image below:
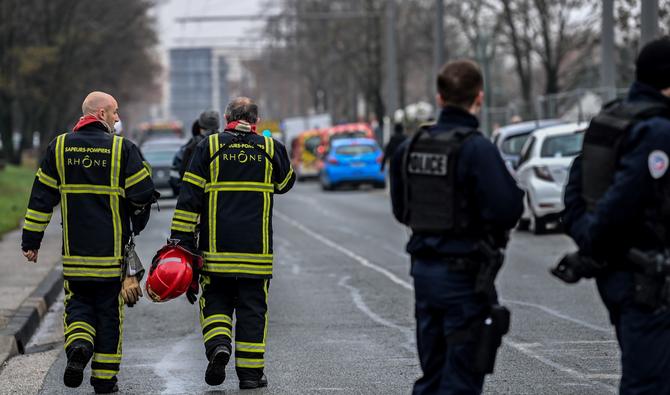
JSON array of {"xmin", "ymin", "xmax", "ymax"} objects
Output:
[
  {"xmin": 276, "ymin": 210, "xmax": 619, "ymax": 391},
  {"xmin": 502, "ymin": 299, "xmax": 610, "ymax": 333},
  {"xmin": 505, "ymin": 340, "xmax": 617, "ymax": 393},
  {"xmin": 154, "ymin": 332, "xmax": 202, "ymax": 394},
  {"xmin": 275, "ymin": 211, "xmax": 413, "ymax": 291},
  {"xmin": 338, "ymin": 276, "xmax": 415, "ymax": 352}
]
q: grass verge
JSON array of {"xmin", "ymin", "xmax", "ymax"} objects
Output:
[{"xmin": 0, "ymin": 165, "xmax": 36, "ymax": 236}]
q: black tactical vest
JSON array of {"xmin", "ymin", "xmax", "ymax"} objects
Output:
[
  {"xmin": 402, "ymin": 126, "xmax": 477, "ymax": 234},
  {"xmin": 581, "ymin": 100, "xmax": 668, "ymax": 212}
]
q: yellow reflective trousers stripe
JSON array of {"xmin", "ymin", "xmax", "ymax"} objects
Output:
[
  {"xmin": 203, "ymin": 251, "xmax": 273, "ymax": 263},
  {"xmin": 200, "ymin": 313, "xmax": 232, "ymax": 328},
  {"xmin": 235, "ymin": 341, "xmax": 266, "ymax": 353},
  {"xmin": 202, "ymin": 263, "xmax": 273, "ymax": 276},
  {"xmin": 235, "ymin": 357, "xmax": 264, "ymax": 369},
  {"xmin": 93, "ymin": 353, "xmax": 122, "ymax": 364}
]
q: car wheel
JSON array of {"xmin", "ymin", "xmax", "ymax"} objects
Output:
[
  {"xmin": 517, "ymin": 218, "xmax": 530, "ymax": 231},
  {"xmin": 532, "ymin": 215, "xmax": 547, "ymax": 235},
  {"xmin": 373, "ymin": 182, "xmax": 386, "ymax": 189}
]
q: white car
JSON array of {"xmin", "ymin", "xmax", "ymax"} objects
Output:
[{"xmin": 515, "ymin": 122, "xmax": 587, "ymax": 234}]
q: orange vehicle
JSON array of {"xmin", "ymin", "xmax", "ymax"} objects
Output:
[
  {"xmin": 291, "ymin": 129, "xmax": 325, "ymax": 180},
  {"xmin": 291, "ymin": 123, "xmax": 375, "ymax": 180}
]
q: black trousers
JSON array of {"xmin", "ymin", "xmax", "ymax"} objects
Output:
[
  {"xmin": 412, "ymin": 258, "xmax": 488, "ymax": 395},
  {"xmin": 597, "ymin": 271, "xmax": 670, "ymax": 395},
  {"xmin": 199, "ymin": 275, "xmax": 269, "ymax": 381},
  {"xmin": 63, "ymin": 279, "xmax": 123, "ymax": 389}
]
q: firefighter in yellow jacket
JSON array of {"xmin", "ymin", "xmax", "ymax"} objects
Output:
[
  {"xmin": 169, "ymin": 97, "xmax": 295, "ymax": 389},
  {"xmin": 22, "ymin": 91, "xmax": 156, "ymax": 394}
]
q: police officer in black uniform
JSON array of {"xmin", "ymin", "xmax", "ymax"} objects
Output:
[
  {"xmin": 559, "ymin": 37, "xmax": 670, "ymax": 394},
  {"xmin": 390, "ymin": 60, "xmax": 523, "ymax": 394},
  {"xmin": 22, "ymin": 91, "xmax": 156, "ymax": 394},
  {"xmin": 169, "ymin": 97, "xmax": 295, "ymax": 389}
]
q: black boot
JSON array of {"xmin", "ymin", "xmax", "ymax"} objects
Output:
[
  {"xmin": 63, "ymin": 343, "xmax": 92, "ymax": 388},
  {"xmin": 205, "ymin": 346, "xmax": 231, "ymax": 386},
  {"xmin": 239, "ymin": 374, "xmax": 268, "ymax": 390},
  {"xmin": 94, "ymin": 383, "xmax": 119, "ymax": 394}
]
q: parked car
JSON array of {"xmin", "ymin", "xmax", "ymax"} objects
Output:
[
  {"xmin": 140, "ymin": 138, "xmax": 186, "ymax": 197},
  {"xmin": 493, "ymin": 119, "xmax": 564, "ymax": 170},
  {"xmin": 515, "ymin": 122, "xmax": 587, "ymax": 234},
  {"xmin": 319, "ymin": 138, "xmax": 385, "ymax": 190}
]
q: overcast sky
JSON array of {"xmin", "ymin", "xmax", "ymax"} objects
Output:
[{"xmin": 155, "ymin": 0, "xmax": 272, "ymax": 49}]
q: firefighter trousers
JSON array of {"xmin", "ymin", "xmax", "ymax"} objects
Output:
[
  {"xmin": 63, "ymin": 280, "xmax": 124, "ymax": 390},
  {"xmin": 199, "ymin": 275, "xmax": 269, "ymax": 381}
]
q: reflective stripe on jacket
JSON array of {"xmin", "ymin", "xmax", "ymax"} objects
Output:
[
  {"xmin": 22, "ymin": 122, "xmax": 156, "ymax": 280},
  {"xmin": 170, "ymin": 131, "xmax": 295, "ymax": 278}
]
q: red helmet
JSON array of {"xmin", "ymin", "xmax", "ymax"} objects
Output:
[{"xmin": 146, "ymin": 243, "xmax": 197, "ymax": 302}]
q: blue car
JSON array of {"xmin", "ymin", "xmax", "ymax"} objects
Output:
[{"xmin": 319, "ymin": 138, "xmax": 386, "ymax": 190}]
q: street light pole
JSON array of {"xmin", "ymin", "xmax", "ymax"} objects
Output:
[
  {"xmin": 601, "ymin": 0, "xmax": 616, "ymax": 101},
  {"xmin": 640, "ymin": 0, "xmax": 659, "ymax": 48},
  {"xmin": 385, "ymin": 0, "xmax": 399, "ymax": 131},
  {"xmin": 433, "ymin": 0, "xmax": 445, "ymax": 88}
]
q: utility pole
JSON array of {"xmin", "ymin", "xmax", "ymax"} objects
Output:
[
  {"xmin": 433, "ymin": 0, "xmax": 445, "ymax": 89},
  {"xmin": 640, "ymin": 0, "xmax": 659, "ymax": 48},
  {"xmin": 601, "ymin": 0, "xmax": 616, "ymax": 101},
  {"xmin": 385, "ymin": 0, "xmax": 399, "ymax": 130}
]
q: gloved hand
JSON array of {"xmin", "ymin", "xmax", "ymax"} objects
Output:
[
  {"xmin": 121, "ymin": 276, "xmax": 143, "ymax": 307},
  {"xmin": 185, "ymin": 255, "xmax": 203, "ymax": 304}
]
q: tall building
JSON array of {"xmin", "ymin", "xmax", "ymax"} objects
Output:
[{"xmin": 169, "ymin": 48, "xmax": 229, "ymax": 130}]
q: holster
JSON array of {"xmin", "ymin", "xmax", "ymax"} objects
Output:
[
  {"xmin": 628, "ymin": 248, "xmax": 670, "ymax": 310},
  {"xmin": 446, "ymin": 304, "xmax": 511, "ymax": 375},
  {"xmin": 475, "ymin": 242, "xmax": 504, "ymax": 299},
  {"xmin": 473, "ymin": 305, "xmax": 511, "ymax": 374}
]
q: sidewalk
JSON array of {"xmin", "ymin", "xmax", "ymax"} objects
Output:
[{"xmin": 0, "ymin": 211, "xmax": 63, "ymax": 366}]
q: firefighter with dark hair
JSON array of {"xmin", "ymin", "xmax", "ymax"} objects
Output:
[
  {"xmin": 390, "ymin": 60, "xmax": 523, "ymax": 394},
  {"xmin": 559, "ymin": 36, "xmax": 670, "ymax": 394},
  {"xmin": 21, "ymin": 91, "xmax": 156, "ymax": 394},
  {"xmin": 169, "ymin": 96, "xmax": 295, "ymax": 389}
]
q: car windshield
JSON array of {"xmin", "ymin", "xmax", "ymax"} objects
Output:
[
  {"xmin": 335, "ymin": 144, "xmax": 377, "ymax": 156},
  {"xmin": 541, "ymin": 132, "xmax": 584, "ymax": 158},
  {"xmin": 143, "ymin": 150, "xmax": 175, "ymax": 165},
  {"xmin": 331, "ymin": 131, "xmax": 368, "ymax": 142},
  {"xmin": 304, "ymin": 136, "xmax": 322, "ymax": 155},
  {"xmin": 501, "ymin": 133, "xmax": 531, "ymax": 155}
]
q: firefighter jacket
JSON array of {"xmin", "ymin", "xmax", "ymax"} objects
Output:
[
  {"xmin": 22, "ymin": 122, "xmax": 156, "ymax": 281},
  {"xmin": 170, "ymin": 129, "xmax": 296, "ymax": 279}
]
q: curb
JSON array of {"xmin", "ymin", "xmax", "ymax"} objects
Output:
[{"xmin": 0, "ymin": 266, "xmax": 62, "ymax": 364}]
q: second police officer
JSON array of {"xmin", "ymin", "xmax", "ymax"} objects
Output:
[
  {"xmin": 557, "ymin": 36, "xmax": 670, "ymax": 394},
  {"xmin": 390, "ymin": 60, "xmax": 523, "ymax": 394}
]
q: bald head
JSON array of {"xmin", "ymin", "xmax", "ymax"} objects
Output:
[
  {"xmin": 224, "ymin": 97, "xmax": 259, "ymax": 124},
  {"xmin": 81, "ymin": 91, "xmax": 119, "ymax": 131},
  {"xmin": 82, "ymin": 91, "xmax": 115, "ymax": 115}
]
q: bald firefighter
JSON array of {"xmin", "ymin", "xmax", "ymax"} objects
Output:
[
  {"xmin": 22, "ymin": 91, "xmax": 156, "ymax": 394},
  {"xmin": 169, "ymin": 97, "xmax": 295, "ymax": 389}
]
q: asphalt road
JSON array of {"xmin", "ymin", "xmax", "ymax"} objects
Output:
[{"xmin": 0, "ymin": 182, "xmax": 620, "ymax": 394}]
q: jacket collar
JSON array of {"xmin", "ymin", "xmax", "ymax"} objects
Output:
[
  {"xmin": 436, "ymin": 106, "xmax": 480, "ymax": 131},
  {"xmin": 628, "ymin": 81, "xmax": 670, "ymax": 107}
]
